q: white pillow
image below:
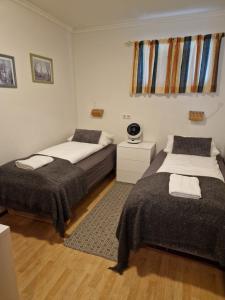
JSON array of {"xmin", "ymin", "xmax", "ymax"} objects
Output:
[
  {"xmin": 211, "ymin": 140, "xmax": 220, "ymax": 156},
  {"xmin": 164, "ymin": 135, "xmax": 220, "ymax": 156},
  {"xmin": 99, "ymin": 131, "xmax": 114, "ymax": 146},
  {"xmin": 67, "ymin": 135, "xmax": 73, "ymax": 142},
  {"xmin": 164, "ymin": 135, "xmax": 174, "ymax": 153},
  {"xmin": 66, "ymin": 131, "xmax": 114, "ymax": 146}
]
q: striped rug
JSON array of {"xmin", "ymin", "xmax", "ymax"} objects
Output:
[{"xmin": 64, "ymin": 182, "xmax": 133, "ymax": 261}]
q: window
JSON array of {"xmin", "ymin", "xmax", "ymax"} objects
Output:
[{"xmin": 131, "ymin": 33, "xmax": 224, "ymax": 95}]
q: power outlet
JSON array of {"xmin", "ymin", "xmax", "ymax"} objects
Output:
[{"xmin": 122, "ymin": 114, "xmax": 131, "ymax": 119}]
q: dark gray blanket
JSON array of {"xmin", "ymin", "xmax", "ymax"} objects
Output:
[
  {"xmin": 111, "ymin": 151, "xmax": 225, "ymax": 273},
  {"xmin": 0, "ymin": 157, "xmax": 88, "ymax": 235}
]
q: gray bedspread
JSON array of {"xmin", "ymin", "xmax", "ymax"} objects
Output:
[
  {"xmin": 111, "ymin": 151, "xmax": 225, "ymax": 274},
  {"xmin": 0, "ymin": 157, "xmax": 87, "ymax": 235}
]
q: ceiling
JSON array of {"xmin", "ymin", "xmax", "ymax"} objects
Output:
[{"xmin": 26, "ymin": 0, "xmax": 225, "ymax": 29}]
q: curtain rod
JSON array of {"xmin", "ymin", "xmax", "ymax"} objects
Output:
[{"xmin": 125, "ymin": 33, "xmax": 225, "ymax": 46}]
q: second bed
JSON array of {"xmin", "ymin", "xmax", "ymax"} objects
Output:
[{"xmin": 112, "ymin": 136, "xmax": 225, "ymax": 273}]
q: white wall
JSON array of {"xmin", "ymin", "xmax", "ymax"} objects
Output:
[
  {"xmin": 73, "ymin": 12, "xmax": 225, "ymax": 153},
  {"xmin": 0, "ymin": 0, "xmax": 76, "ymax": 165}
]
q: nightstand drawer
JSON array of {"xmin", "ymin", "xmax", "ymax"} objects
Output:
[
  {"xmin": 117, "ymin": 147, "xmax": 150, "ymax": 162},
  {"xmin": 116, "ymin": 169, "xmax": 144, "ymax": 184},
  {"xmin": 117, "ymin": 159, "xmax": 149, "ymax": 173},
  {"xmin": 116, "ymin": 141, "xmax": 156, "ymax": 184}
]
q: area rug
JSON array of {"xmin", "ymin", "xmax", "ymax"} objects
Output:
[{"xmin": 64, "ymin": 182, "xmax": 133, "ymax": 261}]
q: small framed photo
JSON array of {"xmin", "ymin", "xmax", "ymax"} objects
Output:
[
  {"xmin": 30, "ymin": 53, "xmax": 54, "ymax": 84},
  {"xmin": 0, "ymin": 54, "xmax": 17, "ymax": 88}
]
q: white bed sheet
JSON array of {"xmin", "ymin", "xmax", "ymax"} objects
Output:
[
  {"xmin": 37, "ymin": 142, "xmax": 104, "ymax": 164},
  {"xmin": 157, "ymin": 153, "xmax": 224, "ymax": 182}
]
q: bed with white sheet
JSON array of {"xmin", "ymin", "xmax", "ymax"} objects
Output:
[
  {"xmin": 111, "ymin": 136, "xmax": 225, "ymax": 274},
  {"xmin": 0, "ymin": 130, "xmax": 116, "ymax": 236}
]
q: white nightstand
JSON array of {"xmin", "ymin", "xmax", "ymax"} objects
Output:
[{"xmin": 116, "ymin": 141, "xmax": 156, "ymax": 184}]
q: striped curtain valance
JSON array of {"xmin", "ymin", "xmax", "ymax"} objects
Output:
[{"xmin": 131, "ymin": 33, "xmax": 224, "ymax": 95}]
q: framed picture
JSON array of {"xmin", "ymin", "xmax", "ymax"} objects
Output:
[
  {"xmin": 30, "ymin": 53, "xmax": 54, "ymax": 84},
  {"xmin": 0, "ymin": 54, "xmax": 17, "ymax": 88}
]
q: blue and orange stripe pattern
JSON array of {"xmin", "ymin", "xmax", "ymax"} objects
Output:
[{"xmin": 131, "ymin": 33, "xmax": 224, "ymax": 95}]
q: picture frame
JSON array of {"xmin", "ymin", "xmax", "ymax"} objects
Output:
[
  {"xmin": 0, "ymin": 54, "xmax": 17, "ymax": 88},
  {"xmin": 30, "ymin": 53, "xmax": 54, "ymax": 84}
]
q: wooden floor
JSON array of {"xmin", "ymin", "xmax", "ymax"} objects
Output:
[{"xmin": 1, "ymin": 176, "xmax": 225, "ymax": 300}]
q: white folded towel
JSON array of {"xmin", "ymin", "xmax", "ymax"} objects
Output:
[
  {"xmin": 169, "ymin": 173, "xmax": 201, "ymax": 199},
  {"xmin": 15, "ymin": 155, "xmax": 54, "ymax": 170}
]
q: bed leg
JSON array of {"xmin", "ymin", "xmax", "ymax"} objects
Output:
[
  {"xmin": 219, "ymin": 263, "xmax": 225, "ymax": 272},
  {"xmin": 59, "ymin": 232, "xmax": 65, "ymax": 238},
  {"xmin": 108, "ymin": 262, "xmax": 128, "ymax": 275}
]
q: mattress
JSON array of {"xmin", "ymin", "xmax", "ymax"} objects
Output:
[
  {"xmin": 37, "ymin": 141, "xmax": 104, "ymax": 164},
  {"xmin": 143, "ymin": 150, "xmax": 225, "ymax": 180},
  {"xmin": 157, "ymin": 153, "xmax": 224, "ymax": 182},
  {"xmin": 76, "ymin": 144, "xmax": 116, "ymax": 190}
]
